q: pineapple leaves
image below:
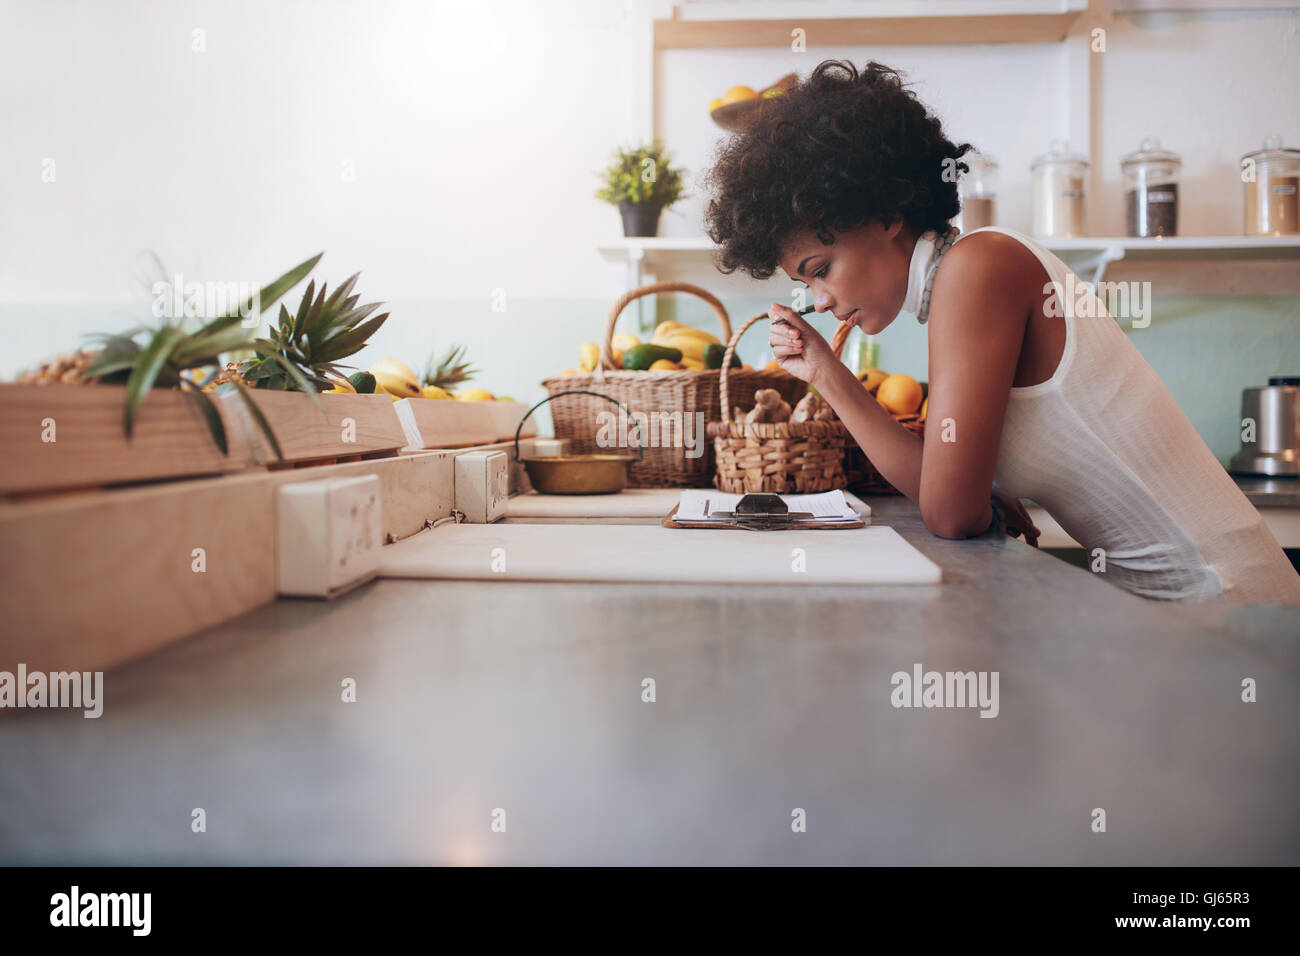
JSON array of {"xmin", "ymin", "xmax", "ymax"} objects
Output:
[
  {"xmin": 185, "ymin": 384, "xmax": 229, "ymax": 456},
  {"xmin": 229, "ymin": 382, "xmax": 285, "ymax": 461},
  {"xmin": 241, "ymin": 269, "xmax": 388, "ymax": 392},
  {"xmin": 313, "ymin": 312, "xmax": 389, "ymax": 364},
  {"xmin": 124, "ymin": 326, "xmax": 183, "ymax": 437},
  {"xmin": 238, "ymin": 252, "xmax": 321, "ymax": 325}
]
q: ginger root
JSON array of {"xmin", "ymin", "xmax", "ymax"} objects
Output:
[
  {"xmin": 743, "ymin": 388, "xmax": 792, "ymax": 426},
  {"xmin": 791, "ymin": 391, "xmax": 838, "ymax": 423}
]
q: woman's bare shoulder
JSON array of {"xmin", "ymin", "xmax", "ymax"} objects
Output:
[
  {"xmin": 932, "ymin": 229, "xmax": 1043, "ymax": 315},
  {"xmin": 943, "ymin": 229, "xmax": 1040, "ymax": 278}
]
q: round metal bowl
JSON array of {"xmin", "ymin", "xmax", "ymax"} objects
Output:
[
  {"xmin": 513, "ymin": 390, "xmax": 645, "ymax": 495},
  {"xmin": 518, "ymin": 453, "xmax": 639, "ymax": 495}
]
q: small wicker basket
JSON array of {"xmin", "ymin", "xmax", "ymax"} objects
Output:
[
  {"xmin": 706, "ymin": 311, "xmax": 852, "ymax": 494},
  {"xmin": 539, "ymin": 281, "xmax": 807, "ymax": 488}
]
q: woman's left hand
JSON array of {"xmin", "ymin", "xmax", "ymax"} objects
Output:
[{"xmin": 992, "ymin": 490, "xmax": 1041, "ymax": 547}]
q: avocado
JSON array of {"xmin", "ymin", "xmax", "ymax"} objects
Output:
[
  {"xmin": 703, "ymin": 343, "xmax": 742, "ymax": 370},
  {"xmin": 621, "ymin": 344, "xmax": 683, "ymax": 371},
  {"xmin": 348, "ymin": 371, "xmax": 377, "ymax": 394}
]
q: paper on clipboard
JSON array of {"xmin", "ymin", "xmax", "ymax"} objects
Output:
[{"xmin": 676, "ymin": 489, "xmax": 863, "ymax": 525}]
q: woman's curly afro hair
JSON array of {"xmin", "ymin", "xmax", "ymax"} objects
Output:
[{"xmin": 703, "ymin": 60, "xmax": 973, "ymax": 281}]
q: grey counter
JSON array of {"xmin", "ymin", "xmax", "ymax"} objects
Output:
[{"xmin": 1, "ymin": 497, "xmax": 1297, "ymax": 865}]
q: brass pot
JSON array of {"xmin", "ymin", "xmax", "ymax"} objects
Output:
[{"xmin": 514, "ymin": 391, "xmax": 642, "ymax": 495}]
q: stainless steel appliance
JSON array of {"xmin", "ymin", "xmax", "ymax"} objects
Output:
[{"xmin": 1230, "ymin": 377, "xmax": 1300, "ymax": 476}]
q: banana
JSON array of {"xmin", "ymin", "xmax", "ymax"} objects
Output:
[
  {"xmin": 611, "ymin": 332, "xmax": 641, "ymax": 368},
  {"xmin": 680, "ymin": 357, "xmax": 705, "ymax": 370},
  {"xmin": 652, "ymin": 329, "xmax": 723, "ymax": 365},
  {"xmin": 368, "ymin": 358, "xmax": 421, "ymax": 399},
  {"xmin": 325, "ymin": 376, "xmax": 356, "ymax": 394},
  {"xmin": 579, "ymin": 341, "xmax": 600, "ymax": 373},
  {"xmin": 653, "ymin": 320, "xmax": 686, "ymax": 339}
]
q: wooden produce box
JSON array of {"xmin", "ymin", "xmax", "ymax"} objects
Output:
[
  {"xmin": 395, "ymin": 398, "xmax": 539, "ymax": 450},
  {"xmin": 1, "ymin": 383, "xmax": 254, "ymax": 496},
  {"xmin": 486, "ymin": 400, "xmax": 539, "ymax": 442},
  {"xmin": 0, "ymin": 451, "xmax": 456, "ymax": 676},
  {"xmin": 224, "ymin": 390, "xmax": 408, "ymax": 467}
]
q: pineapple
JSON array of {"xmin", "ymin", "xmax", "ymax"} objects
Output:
[
  {"xmin": 422, "ymin": 344, "xmax": 478, "ymax": 392},
  {"xmin": 32, "ymin": 253, "xmax": 325, "ymax": 456},
  {"xmin": 17, "ymin": 349, "xmax": 102, "ymax": 385},
  {"xmin": 239, "ymin": 273, "xmax": 389, "ymax": 392}
]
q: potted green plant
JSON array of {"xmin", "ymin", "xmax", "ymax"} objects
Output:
[{"xmin": 595, "ymin": 138, "xmax": 687, "ymax": 238}]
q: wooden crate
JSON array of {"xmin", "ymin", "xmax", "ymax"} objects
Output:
[
  {"xmin": 487, "ymin": 400, "xmax": 540, "ymax": 442},
  {"xmin": 0, "ymin": 383, "xmax": 254, "ymax": 495},
  {"xmin": 0, "ymin": 450, "xmax": 456, "ymax": 675},
  {"xmin": 224, "ymin": 390, "xmax": 408, "ymax": 466},
  {"xmin": 396, "ymin": 398, "xmax": 539, "ymax": 449}
]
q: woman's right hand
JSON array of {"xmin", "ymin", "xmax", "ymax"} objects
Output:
[{"xmin": 768, "ymin": 303, "xmax": 838, "ymax": 388}]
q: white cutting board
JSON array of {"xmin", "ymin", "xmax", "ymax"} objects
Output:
[
  {"xmin": 506, "ymin": 488, "xmax": 873, "ymax": 520},
  {"xmin": 379, "ymin": 522, "xmax": 939, "ymax": 585}
]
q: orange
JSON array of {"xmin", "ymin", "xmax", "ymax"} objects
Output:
[
  {"xmin": 876, "ymin": 374, "xmax": 922, "ymax": 415},
  {"xmin": 709, "ymin": 97, "xmax": 723, "ymax": 112},
  {"xmin": 764, "ymin": 359, "xmax": 781, "ymax": 371}
]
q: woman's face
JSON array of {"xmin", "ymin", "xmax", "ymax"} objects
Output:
[{"xmin": 778, "ymin": 217, "xmax": 917, "ymax": 335}]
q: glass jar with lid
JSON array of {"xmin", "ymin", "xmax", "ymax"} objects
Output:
[
  {"xmin": 1031, "ymin": 138, "xmax": 1088, "ymax": 238},
  {"xmin": 960, "ymin": 151, "xmax": 998, "ymax": 233},
  {"xmin": 1241, "ymin": 135, "xmax": 1300, "ymax": 236},
  {"xmin": 1121, "ymin": 137, "xmax": 1180, "ymax": 238}
]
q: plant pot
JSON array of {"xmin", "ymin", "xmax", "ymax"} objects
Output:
[
  {"xmin": 619, "ymin": 201, "xmax": 663, "ymax": 238},
  {"xmin": 222, "ymin": 390, "xmax": 408, "ymax": 466},
  {"xmin": 0, "ymin": 382, "xmax": 254, "ymax": 495}
]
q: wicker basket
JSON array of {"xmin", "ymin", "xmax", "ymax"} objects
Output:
[
  {"xmin": 837, "ymin": 323, "xmax": 926, "ymax": 496},
  {"xmin": 706, "ymin": 310, "xmax": 852, "ymax": 494},
  {"xmin": 843, "ymin": 418, "xmax": 925, "ymax": 495},
  {"xmin": 540, "ymin": 281, "xmax": 808, "ymax": 488}
]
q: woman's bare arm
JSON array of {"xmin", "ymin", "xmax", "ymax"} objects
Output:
[
  {"xmin": 816, "ymin": 362, "xmax": 925, "ymax": 502},
  {"xmin": 815, "ymin": 233, "xmax": 1034, "ymax": 538},
  {"xmin": 918, "ymin": 234, "xmax": 1035, "ymax": 537}
]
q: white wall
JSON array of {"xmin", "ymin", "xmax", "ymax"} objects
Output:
[
  {"xmin": 1, "ymin": 0, "xmax": 1297, "ymax": 420},
  {"xmin": 0, "ymin": 0, "xmax": 637, "ymax": 308}
]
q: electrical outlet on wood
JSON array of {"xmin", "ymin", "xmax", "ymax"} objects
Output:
[{"xmin": 277, "ymin": 475, "xmax": 383, "ymax": 598}]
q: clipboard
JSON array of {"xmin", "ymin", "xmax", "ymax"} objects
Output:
[{"xmin": 662, "ymin": 503, "xmax": 866, "ymax": 531}]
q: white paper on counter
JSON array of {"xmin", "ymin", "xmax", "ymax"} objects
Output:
[{"xmin": 677, "ymin": 488, "xmax": 860, "ymax": 524}]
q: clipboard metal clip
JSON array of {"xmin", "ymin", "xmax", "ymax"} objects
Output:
[{"xmin": 705, "ymin": 492, "xmax": 815, "ymax": 532}]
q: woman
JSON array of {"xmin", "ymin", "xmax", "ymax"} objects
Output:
[{"xmin": 703, "ymin": 59, "xmax": 1300, "ymax": 605}]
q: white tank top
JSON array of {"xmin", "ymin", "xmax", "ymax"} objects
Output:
[{"xmin": 925, "ymin": 225, "xmax": 1300, "ymax": 605}]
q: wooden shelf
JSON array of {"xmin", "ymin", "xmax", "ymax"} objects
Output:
[
  {"xmin": 599, "ymin": 235, "xmax": 1300, "ymax": 294},
  {"xmin": 655, "ymin": 0, "xmax": 1088, "ymax": 48}
]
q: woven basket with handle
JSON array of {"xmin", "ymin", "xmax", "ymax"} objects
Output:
[
  {"xmin": 705, "ymin": 314, "xmax": 927, "ymax": 495},
  {"xmin": 539, "ymin": 281, "xmax": 808, "ymax": 488},
  {"xmin": 840, "ymin": 323, "xmax": 926, "ymax": 496},
  {"xmin": 705, "ymin": 311, "xmax": 852, "ymax": 494}
]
